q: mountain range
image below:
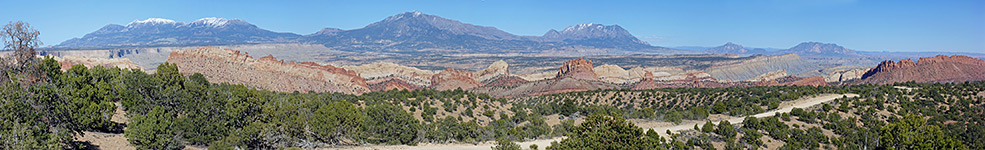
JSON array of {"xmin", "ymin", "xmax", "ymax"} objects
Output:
[
  {"xmin": 56, "ymin": 11, "xmax": 667, "ymax": 54},
  {"xmin": 704, "ymin": 42, "xmax": 862, "ymax": 57},
  {"xmin": 56, "ymin": 18, "xmax": 300, "ymax": 49}
]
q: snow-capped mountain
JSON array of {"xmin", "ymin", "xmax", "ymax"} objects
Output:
[
  {"xmin": 55, "ymin": 18, "xmax": 300, "ymax": 48},
  {"xmin": 303, "ymin": 11, "xmax": 665, "ymax": 53},
  {"xmin": 540, "ymin": 23, "xmax": 651, "ymax": 49},
  {"xmin": 303, "ymin": 11, "xmax": 547, "ymax": 53},
  {"xmin": 58, "ymin": 12, "xmax": 670, "ymax": 55}
]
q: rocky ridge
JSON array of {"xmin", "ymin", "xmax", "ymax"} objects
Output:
[
  {"xmin": 343, "ymin": 62, "xmax": 436, "ymax": 87},
  {"xmin": 166, "ymin": 47, "xmax": 369, "ymax": 94},
  {"xmin": 859, "ymin": 55, "xmax": 985, "ymax": 84},
  {"xmin": 50, "ymin": 55, "xmax": 144, "ymax": 71}
]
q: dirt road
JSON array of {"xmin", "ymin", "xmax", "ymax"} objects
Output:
[
  {"xmin": 647, "ymin": 93, "xmax": 858, "ymax": 137},
  {"xmin": 334, "ymin": 93, "xmax": 857, "ymax": 150}
]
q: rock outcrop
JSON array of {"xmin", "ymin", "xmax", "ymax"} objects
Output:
[
  {"xmin": 431, "ymin": 68, "xmax": 480, "ymax": 91},
  {"xmin": 859, "ymin": 55, "xmax": 985, "ymax": 84},
  {"xmin": 50, "ymin": 55, "xmax": 144, "ymax": 71},
  {"xmin": 595, "ymin": 65, "xmax": 648, "ymax": 84},
  {"xmin": 556, "ymin": 58, "xmax": 599, "ymax": 81},
  {"xmin": 343, "ymin": 62, "xmax": 436, "ymax": 88},
  {"xmin": 166, "ymin": 47, "xmax": 370, "ymax": 94},
  {"xmin": 704, "ymin": 54, "xmax": 818, "ymax": 81},
  {"xmin": 824, "ymin": 68, "xmax": 867, "ymax": 83},
  {"xmin": 475, "ymin": 60, "xmax": 510, "ymax": 82},
  {"xmin": 631, "ymin": 71, "xmax": 660, "ymax": 90}
]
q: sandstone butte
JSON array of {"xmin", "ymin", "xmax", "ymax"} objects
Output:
[
  {"xmin": 431, "ymin": 68, "xmax": 480, "ymax": 91},
  {"xmin": 166, "ymin": 47, "xmax": 370, "ymax": 94},
  {"xmin": 860, "ymin": 55, "xmax": 985, "ymax": 84},
  {"xmin": 556, "ymin": 57, "xmax": 600, "ymax": 81}
]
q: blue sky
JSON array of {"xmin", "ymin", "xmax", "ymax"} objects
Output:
[{"xmin": 1, "ymin": 0, "xmax": 983, "ymax": 53}]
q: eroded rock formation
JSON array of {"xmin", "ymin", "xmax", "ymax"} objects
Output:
[
  {"xmin": 166, "ymin": 47, "xmax": 370, "ymax": 94},
  {"xmin": 556, "ymin": 58, "xmax": 599, "ymax": 81},
  {"xmin": 343, "ymin": 62, "xmax": 436, "ymax": 87},
  {"xmin": 431, "ymin": 68, "xmax": 480, "ymax": 91},
  {"xmin": 595, "ymin": 65, "xmax": 649, "ymax": 84},
  {"xmin": 475, "ymin": 60, "xmax": 511, "ymax": 82},
  {"xmin": 860, "ymin": 55, "xmax": 985, "ymax": 84}
]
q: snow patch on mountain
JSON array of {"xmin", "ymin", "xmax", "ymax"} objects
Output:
[
  {"xmin": 191, "ymin": 17, "xmax": 233, "ymax": 27},
  {"xmin": 127, "ymin": 18, "xmax": 180, "ymax": 26}
]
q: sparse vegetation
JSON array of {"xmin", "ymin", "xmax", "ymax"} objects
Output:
[{"xmin": 2, "ymin": 25, "xmax": 983, "ymax": 149}]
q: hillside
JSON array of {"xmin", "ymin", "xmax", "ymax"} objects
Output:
[
  {"xmin": 166, "ymin": 47, "xmax": 370, "ymax": 94},
  {"xmin": 704, "ymin": 54, "xmax": 819, "ymax": 81}
]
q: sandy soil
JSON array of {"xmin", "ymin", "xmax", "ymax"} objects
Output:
[
  {"xmin": 76, "ymin": 131, "xmax": 134, "ymax": 150},
  {"xmin": 76, "ymin": 102, "xmax": 137, "ymax": 150}
]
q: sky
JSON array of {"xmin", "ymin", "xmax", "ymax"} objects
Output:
[{"xmin": 1, "ymin": 0, "xmax": 983, "ymax": 53}]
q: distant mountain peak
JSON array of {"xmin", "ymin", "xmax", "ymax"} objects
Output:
[
  {"xmin": 541, "ymin": 23, "xmax": 650, "ymax": 48},
  {"xmin": 127, "ymin": 18, "xmax": 180, "ymax": 26},
  {"xmin": 56, "ymin": 17, "xmax": 298, "ymax": 48},
  {"xmin": 705, "ymin": 42, "xmax": 763, "ymax": 54},
  {"xmin": 383, "ymin": 11, "xmax": 432, "ymax": 22},
  {"xmin": 561, "ymin": 23, "xmax": 625, "ymax": 33},
  {"xmin": 782, "ymin": 42, "xmax": 859, "ymax": 57},
  {"xmin": 189, "ymin": 17, "xmax": 248, "ymax": 27}
]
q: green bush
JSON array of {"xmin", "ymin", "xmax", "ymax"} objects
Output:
[
  {"xmin": 125, "ymin": 106, "xmax": 183, "ymax": 150},
  {"xmin": 362, "ymin": 104, "xmax": 420, "ymax": 145},
  {"xmin": 312, "ymin": 101, "xmax": 363, "ymax": 143}
]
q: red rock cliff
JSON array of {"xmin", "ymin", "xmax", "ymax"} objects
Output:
[
  {"xmin": 860, "ymin": 55, "xmax": 985, "ymax": 84},
  {"xmin": 556, "ymin": 58, "xmax": 599, "ymax": 81}
]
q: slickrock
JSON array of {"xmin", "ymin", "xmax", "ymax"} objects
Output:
[
  {"xmin": 556, "ymin": 58, "xmax": 599, "ymax": 81},
  {"xmin": 859, "ymin": 55, "xmax": 985, "ymax": 84},
  {"xmin": 595, "ymin": 65, "xmax": 648, "ymax": 84},
  {"xmin": 824, "ymin": 68, "xmax": 867, "ymax": 83},
  {"xmin": 50, "ymin": 55, "xmax": 144, "ymax": 71},
  {"xmin": 166, "ymin": 47, "xmax": 370, "ymax": 94},
  {"xmin": 431, "ymin": 68, "xmax": 480, "ymax": 91},
  {"xmin": 343, "ymin": 62, "xmax": 436, "ymax": 87},
  {"xmin": 475, "ymin": 60, "xmax": 511, "ymax": 82}
]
